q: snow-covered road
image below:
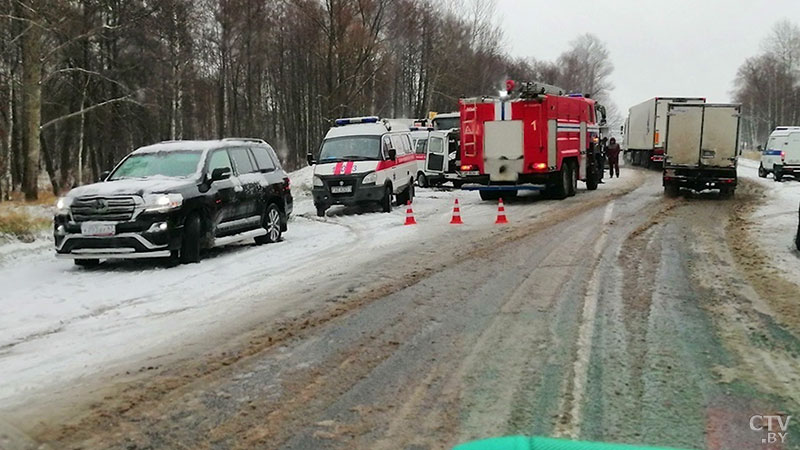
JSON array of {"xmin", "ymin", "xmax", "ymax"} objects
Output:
[{"xmin": 0, "ymin": 165, "xmax": 574, "ymax": 413}]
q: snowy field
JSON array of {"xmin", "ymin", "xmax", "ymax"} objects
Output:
[
  {"xmin": 738, "ymin": 158, "xmax": 800, "ymax": 282},
  {"xmin": 0, "ymin": 165, "xmax": 567, "ymax": 412}
]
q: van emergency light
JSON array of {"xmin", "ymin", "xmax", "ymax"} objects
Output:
[{"xmin": 334, "ymin": 116, "xmax": 380, "ymax": 126}]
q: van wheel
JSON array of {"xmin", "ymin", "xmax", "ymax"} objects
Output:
[
  {"xmin": 315, "ymin": 204, "xmax": 327, "ymax": 217},
  {"xmin": 74, "ymin": 259, "xmax": 100, "ymax": 268},
  {"xmin": 381, "ymin": 185, "xmax": 393, "ymax": 213},
  {"xmin": 255, "ymin": 203, "xmax": 282, "ymax": 244},
  {"xmin": 774, "ymin": 168, "xmax": 784, "ymax": 182},
  {"xmin": 417, "ymin": 173, "xmax": 428, "ymax": 188},
  {"xmin": 758, "ymin": 164, "xmax": 767, "ymax": 178},
  {"xmin": 180, "ymin": 213, "xmax": 202, "ymax": 264}
]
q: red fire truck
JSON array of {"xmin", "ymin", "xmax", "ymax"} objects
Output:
[{"xmin": 457, "ymin": 81, "xmax": 607, "ymax": 200}]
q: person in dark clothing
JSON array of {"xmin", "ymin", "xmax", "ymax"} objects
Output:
[
  {"xmin": 595, "ymin": 137, "xmax": 607, "ymax": 183},
  {"xmin": 606, "ymin": 137, "xmax": 622, "ymax": 178}
]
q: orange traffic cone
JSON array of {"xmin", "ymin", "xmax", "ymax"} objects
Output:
[
  {"xmin": 450, "ymin": 198, "xmax": 463, "ymax": 224},
  {"xmin": 495, "ymin": 198, "xmax": 509, "ymax": 224},
  {"xmin": 404, "ymin": 201, "xmax": 417, "ymax": 225}
]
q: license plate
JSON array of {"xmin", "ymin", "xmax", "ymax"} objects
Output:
[
  {"xmin": 330, "ymin": 185, "xmax": 352, "ymax": 194},
  {"xmin": 460, "ymin": 170, "xmax": 479, "ymax": 176},
  {"xmin": 81, "ymin": 222, "xmax": 116, "ymax": 236}
]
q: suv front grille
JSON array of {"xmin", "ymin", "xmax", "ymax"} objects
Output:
[{"xmin": 71, "ymin": 196, "xmax": 137, "ymax": 222}]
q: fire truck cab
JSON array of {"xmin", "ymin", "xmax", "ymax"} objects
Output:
[{"xmin": 458, "ymin": 81, "xmax": 606, "ymax": 200}]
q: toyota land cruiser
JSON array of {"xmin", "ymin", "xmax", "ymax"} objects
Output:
[{"xmin": 54, "ymin": 139, "xmax": 292, "ymax": 266}]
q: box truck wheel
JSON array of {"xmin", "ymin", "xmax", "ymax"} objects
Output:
[{"xmin": 664, "ymin": 183, "xmax": 679, "ymax": 198}]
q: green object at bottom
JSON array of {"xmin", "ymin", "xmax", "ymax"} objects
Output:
[{"xmin": 454, "ymin": 436, "xmax": 692, "ymax": 450}]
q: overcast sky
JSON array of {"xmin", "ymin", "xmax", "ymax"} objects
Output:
[{"xmin": 495, "ymin": 0, "xmax": 800, "ymax": 114}]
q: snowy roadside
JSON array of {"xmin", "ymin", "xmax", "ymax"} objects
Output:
[{"xmin": 738, "ymin": 158, "xmax": 800, "ymax": 281}]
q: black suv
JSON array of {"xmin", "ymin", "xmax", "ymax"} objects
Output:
[{"xmin": 54, "ymin": 139, "xmax": 293, "ymax": 266}]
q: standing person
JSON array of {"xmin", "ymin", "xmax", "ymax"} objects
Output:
[
  {"xmin": 595, "ymin": 137, "xmax": 607, "ymax": 184},
  {"xmin": 606, "ymin": 137, "xmax": 622, "ymax": 178}
]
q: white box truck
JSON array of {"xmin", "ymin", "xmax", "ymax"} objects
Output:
[
  {"xmin": 662, "ymin": 103, "xmax": 741, "ymax": 197},
  {"xmin": 623, "ymin": 97, "xmax": 705, "ymax": 168}
]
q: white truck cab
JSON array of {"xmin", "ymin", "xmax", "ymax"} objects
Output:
[
  {"xmin": 309, "ymin": 117, "xmax": 416, "ymax": 217},
  {"xmin": 760, "ymin": 126, "xmax": 800, "ymax": 181}
]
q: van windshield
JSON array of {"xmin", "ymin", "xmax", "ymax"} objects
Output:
[{"xmin": 319, "ymin": 136, "xmax": 382, "ymax": 162}]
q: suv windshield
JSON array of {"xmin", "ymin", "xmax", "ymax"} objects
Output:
[
  {"xmin": 109, "ymin": 151, "xmax": 203, "ymax": 180},
  {"xmin": 319, "ymin": 136, "xmax": 382, "ymax": 162}
]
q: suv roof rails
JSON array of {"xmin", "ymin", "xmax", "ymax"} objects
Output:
[{"xmin": 222, "ymin": 137, "xmax": 267, "ymax": 144}]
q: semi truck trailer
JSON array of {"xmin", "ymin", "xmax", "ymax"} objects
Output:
[{"xmin": 624, "ymin": 97, "xmax": 705, "ymax": 168}]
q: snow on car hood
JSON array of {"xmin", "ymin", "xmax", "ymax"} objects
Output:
[{"xmin": 67, "ymin": 176, "xmax": 196, "ymax": 198}]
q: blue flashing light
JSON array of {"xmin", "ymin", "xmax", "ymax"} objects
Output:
[
  {"xmin": 334, "ymin": 116, "xmax": 380, "ymax": 126},
  {"xmin": 568, "ymin": 93, "xmax": 584, "ymax": 98}
]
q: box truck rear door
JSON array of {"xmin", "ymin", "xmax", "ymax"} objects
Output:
[
  {"xmin": 665, "ymin": 104, "xmax": 703, "ymax": 166},
  {"xmin": 700, "ymin": 105, "xmax": 740, "ymax": 168}
]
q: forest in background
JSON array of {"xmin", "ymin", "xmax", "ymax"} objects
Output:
[
  {"xmin": 734, "ymin": 20, "xmax": 800, "ymax": 150},
  {"xmin": 0, "ymin": 0, "xmax": 617, "ymax": 200}
]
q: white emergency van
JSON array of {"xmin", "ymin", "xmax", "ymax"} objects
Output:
[
  {"xmin": 759, "ymin": 126, "xmax": 800, "ymax": 181},
  {"xmin": 308, "ymin": 117, "xmax": 416, "ymax": 217}
]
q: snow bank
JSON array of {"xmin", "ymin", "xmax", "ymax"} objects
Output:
[{"xmin": 738, "ymin": 159, "xmax": 800, "ymax": 281}]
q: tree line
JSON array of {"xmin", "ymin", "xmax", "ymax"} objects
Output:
[
  {"xmin": 0, "ymin": 0, "xmax": 616, "ymax": 201},
  {"xmin": 734, "ymin": 19, "xmax": 800, "ymax": 150}
]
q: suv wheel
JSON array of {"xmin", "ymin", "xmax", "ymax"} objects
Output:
[
  {"xmin": 180, "ymin": 213, "xmax": 202, "ymax": 264},
  {"xmin": 315, "ymin": 204, "xmax": 327, "ymax": 217},
  {"xmin": 74, "ymin": 259, "xmax": 100, "ymax": 268},
  {"xmin": 256, "ymin": 203, "xmax": 282, "ymax": 244}
]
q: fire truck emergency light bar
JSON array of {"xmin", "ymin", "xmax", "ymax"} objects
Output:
[{"xmin": 334, "ymin": 116, "xmax": 380, "ymax": 126}]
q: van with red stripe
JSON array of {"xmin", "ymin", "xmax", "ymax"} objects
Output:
[{"xmin": 307, "ymin": 117, "xmax": 416, "ymax": 217}]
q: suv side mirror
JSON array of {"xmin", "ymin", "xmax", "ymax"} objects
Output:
[
  {"xmin": 210, "ymin": 167, "xmax": 231, "ymax": 182},
  {"xmin": 306, "ymin": 153, "xmax": 315, "ymax": 166},
  {"xmin": 388, "ymin": 148, "xmax": 397, "ymax": 161},
  {"xmin": 99, "ymin": 170, "xmax": 111, "ymax": 182}
]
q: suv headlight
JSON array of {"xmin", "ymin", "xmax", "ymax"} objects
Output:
[
  {"xmin": 362, "ymin": 171, "xmax": 377, "ymax": 185},
  {"xmin": 143, "ymin": 193, "xmax": 183, "ymax": 213},
  {"xmin": 313, "ymin": 175, "xmax": 324, "ymax": 187},
  {"xmin": 55, "ymin": 196, "xmax": 73, "ymax": 214}
]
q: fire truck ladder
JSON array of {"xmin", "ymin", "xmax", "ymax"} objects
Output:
[{"xmin": 462, "ymin": 99, "xmax": 478, "ymax": 157}]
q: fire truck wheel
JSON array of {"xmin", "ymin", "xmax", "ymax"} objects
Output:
[
  {"xmin": 479, "ymin": 190, "xmax": 501, "ymax": 201},
  {"xmin": 586, "ymin": 165, "xmax": 599, "ymax": 191},
  {"xmin": 381, "ymin": 185, "xmax": 393, "ymax": 213},
  {"xmin": 567, "ymin": 160, "xmax": 578, "ymax": 197},
  {"xmin": 551, "ymin": 165, "xmax": 570, "ymax": 200},
  {"xmin": 417, "ymin": 173, "xmax": 428, "ymax": 188}
]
